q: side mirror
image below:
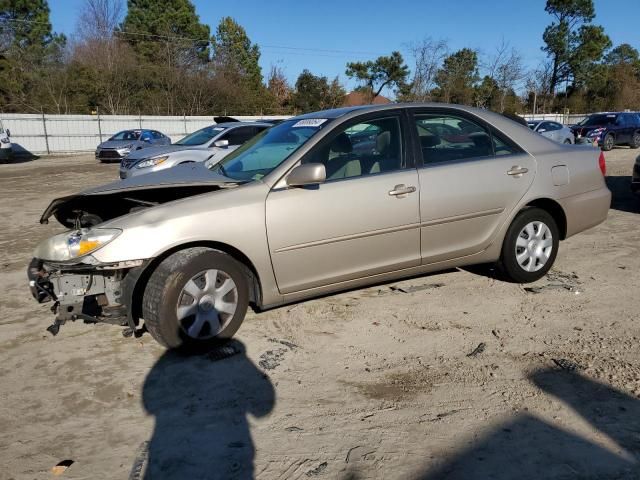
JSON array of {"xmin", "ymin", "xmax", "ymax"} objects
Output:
[
  {"xmin": 142, "ymin": 137, "xmax": 151, "ymax": 143},
  {"xmin": 286, "ymin": 163, "xmax": 326, "ymax": 187},
  {"xmin": 538, "ymin": 128, "xmax": 546, "ymax": 133},
  {"xmin": 214, "ymin": 139, "xmax": 229, "ymax": 148}
]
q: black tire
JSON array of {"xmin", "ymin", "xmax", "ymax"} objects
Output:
[
  {"xmin": 142, "ymin": 248, "xmax": 249, "ymax": 351},
  {"xmin": 497, "ymin": 207, "xmax": 559, "ymax": 283},
  {"xmin": 563, "ymin": 138, "xmax": 572, "ymax": 144},
  {"xmin": 630, "ymin": 131, "xmax": 640, "ymax": 149},
  {"xmin": 602, "ymin": 133, "xmax": 615, "ymax": 151}
]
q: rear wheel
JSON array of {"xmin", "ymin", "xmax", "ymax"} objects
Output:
[
  {"xmin": 497, "ymin": 208, "xmax": 559, "ymax": 283},
  {"xmin": 602, "ymin": 133, "xmax": 615, "ymax": 151},
  {"xmin": 142, "ymin": 248, "xmax": 249, "ymax": 351},
  {"xmin": 630, "ymin": 132, "xmax": 640, "ymax": 149}
]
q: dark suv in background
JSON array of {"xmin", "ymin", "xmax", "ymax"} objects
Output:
[{"xmin": 571, "ymin": 112, "xmax": 640, "ymax": 151}]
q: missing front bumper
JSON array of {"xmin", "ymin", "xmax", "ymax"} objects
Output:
[{"xmin": 28, "ymin": 258, "xmax": 136, "ymax": 335}]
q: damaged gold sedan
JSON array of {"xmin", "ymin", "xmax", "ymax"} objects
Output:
[{"xmin": 28, "ymin": 104, "xmax": 610, "ymax": 351}]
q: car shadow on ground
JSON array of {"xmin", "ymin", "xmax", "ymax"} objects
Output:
[
  {"xmin": 607, "ymin": 175, "xmax": 640, "ymax": 214},
  {"xmin": 406, "ymin": 368, "xmax": 640, "ymax": 480},
  {"xmin": 1, "ymin": 143, "xmax": 40, "ymax": 163},
  {"xmin": 136, "ymin": 341, "xmax": 275, "ymax": 479}
]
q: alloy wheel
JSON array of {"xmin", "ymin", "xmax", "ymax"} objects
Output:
[
  {"xmin": 514, "ymin": 221, "xmax": 553, "ymax": 272},
  {"xmin": 176, "ymin": 269, "xmax": 238, "ymax": 339}
]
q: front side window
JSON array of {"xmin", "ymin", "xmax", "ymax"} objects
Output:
[
  {"xmin": 303, "ymin": 116, "xmax": 404, "ymax": 181},
  {"xmin": 110, "ymin": 130, "xmax": 140, "ymax": 141},
  {"xmin": 222, "ymin": 127, "xmax": 258, "ymax": 146},
  {"xmin": 213, "ymin": 119, "xmax": 328, "ymax": 181},
  {"xmin": 176, "ymin": 126, "xmax": 226, "ymax": 146}
]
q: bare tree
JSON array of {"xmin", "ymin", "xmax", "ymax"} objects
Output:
[
  {"xmin": 525, "ymin": 61, "xmax": 554, "ymax": 114},
  {"xmin": 403, "ymin": 37, "xmax": 449, "ymax": 101},
  {"xmin": 483, "ymin": 40, "xmax": 526, "ymax": 112},
  {"xmin": 267, "ymin": 63, "xmax": 292, "ymax": 112},
  {"xmin": 76, "ymin": 0, "xmax": 123, "ymax": 41}
]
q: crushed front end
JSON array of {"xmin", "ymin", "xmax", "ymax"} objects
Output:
[{"xmin": 27, "ymin": 227, "xmax": 145, "ymax": 336}]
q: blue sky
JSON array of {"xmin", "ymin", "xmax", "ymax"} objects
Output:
[{"xmin": 49, "ymin": 0, "xmax": 640, "ymax": 92}]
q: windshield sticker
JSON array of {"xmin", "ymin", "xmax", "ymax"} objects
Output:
[{"xmin": 292, "ymin": 119, "xmax": 327, "ymax": 128}]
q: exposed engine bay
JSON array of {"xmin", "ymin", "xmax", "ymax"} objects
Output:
[{"xmin": 41, "ymin": 185, "xmax": 223, "ymax": 228}]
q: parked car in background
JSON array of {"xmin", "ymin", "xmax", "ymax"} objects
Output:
[
  {"xmin": 632, "ymin": 155, "xmax": 640, "ymax": 198},
  {"xmin": 95, "ymin": 129, "xmax": 171, "ymax": 163},
  {"xmin": 29, "ymin": 103, "xmax": 611, "ymax": 351},
  {"xmin": 119, "ymin": 121, "xmax": 272, "ymax": 179},
  {"xmin": 527, "ymin": 120, "xmax": 574, "ymax": 144},
  {"xmin": 0, "ymin": 120, "xmax": 12, "ymax": 161},
  {"xmin": 571, "ymin": 112, "xmax": 640, "ymax": 151}
]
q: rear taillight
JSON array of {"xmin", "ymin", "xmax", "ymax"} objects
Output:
[{"xmin": 598, "ymin": 151, "xmax": 606, "ymax": 176}]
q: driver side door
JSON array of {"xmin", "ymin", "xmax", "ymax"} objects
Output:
[{"xmin": 265, "ymin": 112, "xmax": 421, "ymax": 294}]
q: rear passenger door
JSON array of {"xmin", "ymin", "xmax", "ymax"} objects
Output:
[{"xmin": 410, "ymin": 109, "xmax": 536, "ymax": 263}]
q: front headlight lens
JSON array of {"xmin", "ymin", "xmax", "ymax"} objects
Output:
[
  {"xmin": 34, "ymin": 228, "xmax": 121, "ymax": 262},
  {"xmin": 136, "ymin": 155, "xmax": 169, "ymax": 169}
]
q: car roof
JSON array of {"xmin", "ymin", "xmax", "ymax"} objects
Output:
[{"xmin": 214, "ymin": 121, "xmax": 274, "ymax": 128}]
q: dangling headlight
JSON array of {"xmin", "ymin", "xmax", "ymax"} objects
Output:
[{"xmin": 34, "ymin": 228, "xmax": 122, "ymax": 262}]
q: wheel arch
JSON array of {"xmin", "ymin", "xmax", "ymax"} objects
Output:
[
  {"xmin": 128, "ymin": 241, "xmax": 263, "ymax": 326},
  {"xmin": 524, "ymin": 198, "xmax": 567, "ymax": 240}
]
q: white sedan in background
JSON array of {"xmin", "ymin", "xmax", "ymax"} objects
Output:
[{"xmin": 527, "ymin": 120, "xmax": 574, "ymax": 144}]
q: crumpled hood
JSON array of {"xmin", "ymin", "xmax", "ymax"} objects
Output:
[
  {"xmin": 125, "ymin": 144, "xmax": 206, "ymax": 160},
  {"xmin": 98, "ymin": 139, "xmax": 140, "ymax": 149},
  {"xmin": 40, "ymin": 162, "xmax": 239, "ymax": 227}
]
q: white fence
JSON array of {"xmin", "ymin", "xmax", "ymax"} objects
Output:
[
  {"xmin": 0, "ymin": 113, "xmax": 290, "ymax": 155},
  {"xmin": 1, "ymin": 111, "xmax": 591, "ymax": 156}
]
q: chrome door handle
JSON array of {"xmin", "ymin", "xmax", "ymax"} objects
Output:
[
  {"xmin": 388, "ymin": 184, "xmax": 416, "ymax": 197},
  {"xmin": 507, "ymin": 166, "xmax": 529, "ymax": 177}
]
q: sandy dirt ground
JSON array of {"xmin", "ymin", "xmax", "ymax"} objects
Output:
[{"xmin": 0, "ymin": 148, "xmax": 639, "ymax": 480}]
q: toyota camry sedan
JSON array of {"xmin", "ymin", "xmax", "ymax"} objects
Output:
[{"xmin": 28, "ymin": 104, "xmax": 611, "ymax": 351}]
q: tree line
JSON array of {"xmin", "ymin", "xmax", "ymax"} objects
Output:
[{"xmin": 0, "ymin": 0, "xmax": 638, "ymax": 116}]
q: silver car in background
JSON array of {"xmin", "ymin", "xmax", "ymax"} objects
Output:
[
  {"xmin": 95, "ymin": 129, "xmax": 170, "ymax": 163},
  {"xmin": 29, "ymin": 103, "xmax": 610, "ymax": 352},
  {"xmin": 119, "ymin": 122, "xmax": 272, "ymax": 179},
  {"xmin": 527, "ymin": 120, "xmax": 574, "ymax": 144}
]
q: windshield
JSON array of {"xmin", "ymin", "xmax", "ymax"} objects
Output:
[
  {"xmin": 110, "ymin": 130, "xmax": 141, "ymax": 141},
  {"xmin": 213, "ymin": 119, "xmax": 328, "ymax": 181},
  {"xmin": 176, "ymin": 126, "xmax": 226, "ymax": 146},
  {"xmin": 579, "ymin": 114, "xmax": 617, "ymax": 126}
]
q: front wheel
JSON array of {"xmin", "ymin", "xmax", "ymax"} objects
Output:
[
  {"xmin": 630, "ymin": 132, "xmax": 640, "ymax": 149},
  {"xmin": 602, "ymin": 133, "xmax": 615, "ymax": 151},
  {"xmin": 142, "ymin": 248, "xmax": 249, "ymax": 351},
  {"xmin": 497, "ymin": 208, "xmax": 559, "ymax": 283}
]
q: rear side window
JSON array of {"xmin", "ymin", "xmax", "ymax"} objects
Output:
[
  {"xmin": 414, "ymin": 114, "xmax": 492, "ymax": 164},
  {"xmin": 151, "ymin": 131, "xmax": 163, "ymax": 139},
  {"xmin": 414, "ymin": 113, "xmax": 520, "ymax": 164}
]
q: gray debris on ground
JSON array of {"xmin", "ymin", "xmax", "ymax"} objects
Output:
[{"xmin": 467, "ymin": 342, "xmax": 486, "ymax": 358}]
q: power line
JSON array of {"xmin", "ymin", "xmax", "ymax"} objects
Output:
[{"xmin": 4, "ymin": 18, "xmax": 389, "ymax": 57}]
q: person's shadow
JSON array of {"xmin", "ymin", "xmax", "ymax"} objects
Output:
[
  {"xmin": 138, "ymin": 341, "xmax": 275, "ymax": 480},
  {"xmin": 412, "ymin": 368, "xmax": 640, "ymax": 479}
]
